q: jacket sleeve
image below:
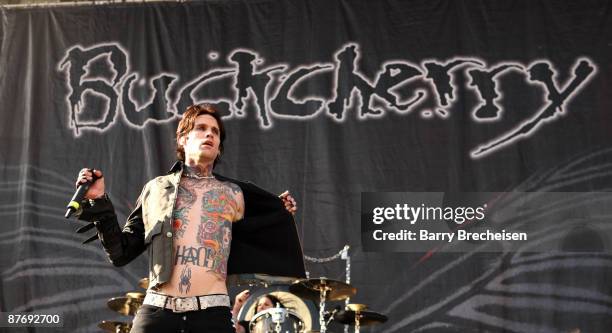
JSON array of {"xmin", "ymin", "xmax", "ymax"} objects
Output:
[{"xmin": 77, "ymin": 188, "xmax": 147, "ymax": 267}]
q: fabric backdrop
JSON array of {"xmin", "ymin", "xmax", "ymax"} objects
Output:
[{"xmin": 1, "ymin": 0, "xmax": 611, "ymax": 332}]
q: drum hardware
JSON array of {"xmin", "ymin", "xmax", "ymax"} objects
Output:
[
  {"xmin": 97, "ymin": 320, "xmax": 132, "ymax": 333},
  {"xmin": 333, "ymin": 304, "xmax": 387, "ymax": 333},
  {"xmin": 289, "ymin": 278, "xmax": 356, "ymax": 333},
  {"xmin": 249, "ymin": 306, "xmax": 305, "ymax": 333},
  {"xmin": 271, "ymin": 306, "xmax": 285, "ymax": 332},
  {"xmin": 323, "ymin": 305, "xmax": 342, "ymax": 327},
  {"xmin": 289, "ymin": 278, "xmax": 356, "ymax": 302}
]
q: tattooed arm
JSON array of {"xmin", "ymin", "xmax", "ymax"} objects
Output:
[{"xmin": 230, "ymin": 182, "xmax": 245, "ymax": 222}]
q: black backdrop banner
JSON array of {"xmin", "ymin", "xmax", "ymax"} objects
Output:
[{"xmin": 1, "ymin": 0, "xmax": 612, "ymax": 332}]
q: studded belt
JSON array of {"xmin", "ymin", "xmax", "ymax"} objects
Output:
[{"xmin": 143, "ymin": 292, "xmax": 230, "ymax": 313}]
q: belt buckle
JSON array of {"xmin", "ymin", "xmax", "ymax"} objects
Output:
[{"xmin": 172, "ymin": 297, "xmax": 193, "ymax": 313}]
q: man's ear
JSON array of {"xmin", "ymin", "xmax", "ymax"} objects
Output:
[{"xmin": 178, "ymin": 135, "xmax": 186, "ymax": 148}]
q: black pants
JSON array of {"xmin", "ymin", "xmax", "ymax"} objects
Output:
[{"xmin": 130, "ymin": 305, "xmax": 235, "ymax": 333}]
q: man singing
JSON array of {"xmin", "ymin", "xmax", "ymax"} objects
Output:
[{"xmin": 74, "ymin": 104, "xmax": 305, "ymax": 332}]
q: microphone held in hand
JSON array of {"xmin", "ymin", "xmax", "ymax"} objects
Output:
[{"xmin": 64, "ymin": 169, "xmax": 100, "ymax": 219}]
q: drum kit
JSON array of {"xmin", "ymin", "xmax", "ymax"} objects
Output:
[
  {"xmin": 97, "ymin": 276, "xmax": 386, "ymax": 333},
  {"xmin": 289, "ymin": 277, "xmax": 386, "ymax": 333},
  {"xmin": 238, "ymin": 276, "xmax": 387, "ymax": 333}
]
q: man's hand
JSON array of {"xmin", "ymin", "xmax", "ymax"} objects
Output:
[
  {"xmin": 75, "ymin": 168, "xmax": 105, "ymax": 200},
  {"xmin": 279, "ymin": 190, "xmax": 297, "ymax": 215}
]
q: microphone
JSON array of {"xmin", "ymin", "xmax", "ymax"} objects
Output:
[{"xmin": 64, "ymin": 170, "xmax": 99, "ymax": 219}]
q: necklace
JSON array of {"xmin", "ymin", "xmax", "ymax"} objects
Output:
[{"xmin": 183, "ymin": 173, "xmax": 215, "ymax": 180}]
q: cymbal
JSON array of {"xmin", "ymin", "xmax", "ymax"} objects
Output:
[
  {"xmin": 98, "ymin": 320, "xmax": 132, "ymax": 332},
  {"xmin": 346, "ymin": 303, "xmax": 367, "ymax": 312},
  {"xmin": 138, "ymin": 277, "xmax": 149, "ymax": 289},
  {"xmin": 125, "ymin": 292, "xmax": 145, "ymax": 299},
  {"xmin": 289, "ymin": 278, "xmax": 356, "ymax": 301},
  {"xmin": 333, "ymin": 309, "xmax": 388, "ymax": 326},
  {"xmin": 107, "ymin": 296, "xmax": 143, "ymax": 316}
]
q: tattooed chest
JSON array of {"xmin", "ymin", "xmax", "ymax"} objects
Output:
[
  {"xmin": 171, "ymin": 179, "xmax": 239, "ymax": 235},
  {"xmin": 170, "ymin": 179, "xmax": 237, "ymax": 280}
]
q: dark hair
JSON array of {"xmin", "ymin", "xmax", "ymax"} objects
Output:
[
  {"xmin": 253, "ymin": 294, "xmax": 284, "ymax": 316},
  {"xmin": 176, "ymin": 104, "xmax": 226, "ymax": 166}
]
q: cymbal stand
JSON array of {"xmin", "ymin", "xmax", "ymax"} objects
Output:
[{"xmin": 319, "ymin": 287, "xmax": 329, "ymax": 333}]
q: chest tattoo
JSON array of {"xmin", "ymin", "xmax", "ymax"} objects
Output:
[
  {"xmin": 171, "ymin": 185, "xmax": 196, "ymax": 238},
  {"xmin": 171, "ymin": 177, "xmax": 242, "ymax": 281}
]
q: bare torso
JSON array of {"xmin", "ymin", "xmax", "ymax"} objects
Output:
[{"xmin": 157, "ymin": 175, "xmax": 244, "ymax": 296}]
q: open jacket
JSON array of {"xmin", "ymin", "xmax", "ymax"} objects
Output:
[{"xmin": 77, "ymin": 162, "xmax": 306, "ymax": 289}]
